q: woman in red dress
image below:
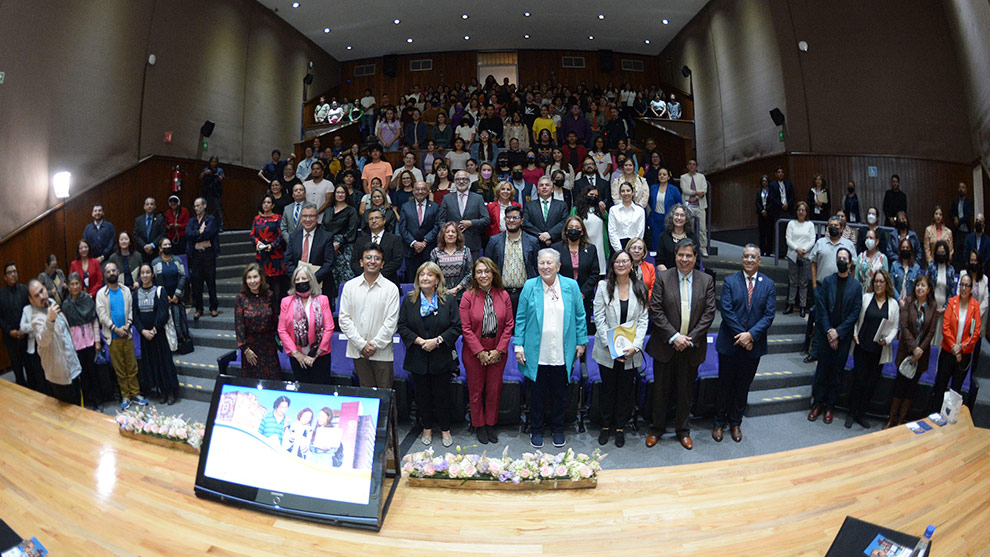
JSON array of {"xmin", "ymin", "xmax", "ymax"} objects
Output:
[
  {"xmin": 234, "ymin": 263, "xmax": 281, "ymax": 380},
  {"xmin": 251, "ymin": 193, "xmax": 287, "ymax": 317}
]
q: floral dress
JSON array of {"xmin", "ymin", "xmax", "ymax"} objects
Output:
[
  {"xmin": 234, "ymin": 291, "xmax": 281, "ymax": 380},
  {"xmin": 251, "ymin": 214, "xmax": 286, "ymax": 279}
]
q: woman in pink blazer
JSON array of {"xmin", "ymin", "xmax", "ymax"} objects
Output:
[
  {"xmin": 277, "ymin": 266, "xmax": 334, "ymax": 385},
  {"xmin": 459, "ymin": 257, "xmax": 514, "ymax": 444}
]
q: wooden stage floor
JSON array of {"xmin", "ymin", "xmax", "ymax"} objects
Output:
[{"xmin": 0, "ymin": 380, "xmax": 987, "ymax": 556}]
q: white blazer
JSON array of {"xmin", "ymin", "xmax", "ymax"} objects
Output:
[
  {"xmin": 678, "ymin": 172, "xmax": 708, "ymax": 210},
  {"xmin": 852, "ymin": 292, "xmax": 900, "ymax": 364},
  {"xmin": 591, "ymin": 279, "xmax": 650, "ymax": 369}
]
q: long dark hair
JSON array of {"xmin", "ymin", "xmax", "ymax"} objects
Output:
[
  {"xmin": 574, "ymin": 185, "xmax": 601, "ymax": 220},
  {"xmin": 605, "ymin": 250, "xmax": 649, "ymax": 307}
]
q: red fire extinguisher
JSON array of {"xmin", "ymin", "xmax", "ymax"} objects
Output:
[{"xmin": 171, "ymin": 165, "xmax": 185, "ymax": 193}]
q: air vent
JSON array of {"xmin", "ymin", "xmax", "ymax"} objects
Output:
[
  {"xmin": 409, "ymin": 59, "xmax": 433, "ymax": 72},
  {"xmin": 621, "ymin": 59, "xmax": 645, "ymax": 72},
  {"xmin": 354, "ymin": 64, "xmax": 376, "ymax": 77},
  {"xmin": 562, "ymin": 56, "xmax": 586, "ymax": 69}
]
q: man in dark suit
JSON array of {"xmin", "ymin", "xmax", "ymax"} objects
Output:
[
  {"xmin": 573, "ymin": 156, "xmax": 608, "ymax": 213},
  {"xmin": 963, "ymin": 212, "xmax": 990, "ymax": 272},
  {"xmin": 645, "ymin": 238, "xmax": 716, "ymax": 450},
  {"xmin": 713, "ymin": 245, "xmax": 776, "ymax": 443},
  {"xmin": 603, "ymin": 106, "xmax": 632, "ymax": 149},
  {"xmin": 951, "ymin": 182, "xmax": 975, "ymax": 268},
  {"xmin": 523, "ymin": 176, "xmax": 568, "ymax": 248},
  {"xmin": 485, "ymin": 205, "xmax": 539, "ymax": 313},
  {"xmin": 284, "ymin": 203, "xmax": 335, "ymax": 292},
  {"xmin": 509, "ymin": 163, "xmax": 536, "ymax": 205},
  {"xmin": 350, "ymin": 208, "xmax": 403, "ymax": 286},
  {"xmin": 755, "ymin": 177, "xmax": 781, "ymax": 257},
  {"xmin": 133, "ymin": 197, "xmax": 167, "ymax": 263},
  {"xmin": 397, "ymin": 181, "xmax": 441, "ymax": 281},
  {"xmin": 807, "ymin": 247, "xmax": 861, "ymax": 424},
  {"xmin": 772, "ymin": 166, "xmax": 796, "ymax": 258},
  {"xmin": 439, "ymin": 170, "xmax": 490, "ymax": 258}
]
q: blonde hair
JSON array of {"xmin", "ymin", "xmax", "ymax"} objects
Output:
[{"xmin": 408, "ymin": 262, "xmax": 448, "ymax": 303}]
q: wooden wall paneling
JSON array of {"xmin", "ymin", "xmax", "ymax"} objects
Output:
[
  {"xmin": 293, "ymin": 122, "xmax": 362, "ymax": 162},
  {"xmin": 633, "ymin": 120, "xmax": 692, "ymax": 178},
  {"xmin": 708, "ymin": 154, "xmax": 788, "ymax": 232}
]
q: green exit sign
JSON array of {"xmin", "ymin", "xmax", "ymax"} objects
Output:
[
  {"xmin": 202, "ymin": 140, "xmax": 209, "ymax": 150},
  {"xmin": 778, "ymin": 130, "xmax": 784, "ymax": 141}
]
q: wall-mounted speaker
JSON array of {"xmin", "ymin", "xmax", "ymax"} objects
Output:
[
  {"xmin": 383, "ymin": 54, "xmax": 397, "ymax": 78},
  {"xmin": 303, "ymin": 73, "xmax": 314, "ymax": 85},
  {"xmin": 200, "ymin": 120, "xmax": 216, "ymax": 138},
  {"xmin": 681, "ymin": 65, "xmax": 692, "ymax": 78},
  {"xmin": 598, "ymin": 49, "xmax": 614, "ymax": 73},
  {"xmin": 769, "ymin": 108, "xmax": 785, "ymax": 126}
]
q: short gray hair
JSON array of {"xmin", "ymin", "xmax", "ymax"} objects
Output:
[
  {"xmin": 300, "ymin": 202, "xmax": 318, "ymax": 213},
  {"xmin": 537, "ymin": 248, "xmax": 560, "ymax": 265}
]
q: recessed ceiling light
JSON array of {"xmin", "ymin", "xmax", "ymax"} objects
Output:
[
  {"xmin": 406, "ymin": 38, "xmax": 413, "ymax": 43},
  {"xmin": 523, "ymin": 11, "xmax": 531, "ymax": 17},
  {"xmin": 291, "ymin": 1, "xmax": 299, "ymax": 7},
  {"xmin": 644, "ymin": 39, "xmax": 651, "ymax": 44},
  {"xmin": 464, "ymin": 35, "xmax": 470, "ymax": 40},
  {"xmin": 461, "ymin": 14, "xmax": 469, "ymax": 20},
  {"xmin": 524, "ymin": 34, "xmax": 530, "ymax": 39},
  {"xmin": 588, "ymin": 35, "xmax": 594, "ymax": 40},
  {"xmin": 393, "ymin": 18, "xmax": 401, "ymax": 24},
  {"xmin": 323, "ymin": 27, "xmax": 330, "ymax": 33},
  {"xmin": 662, "ymin": 18, "xmax": 669, "ymax": 24},
  {"xmin": 598, "ymin": 14, "xmax": 605, "ymax": 20},
  {"xmin": 346, "ymin": 45, "xmax": 352, "ymax": 50}
]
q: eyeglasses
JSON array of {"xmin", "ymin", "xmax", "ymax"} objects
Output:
[{"xmin": 454, "ymin": 177, "xmax": 470, "ymax": 182}]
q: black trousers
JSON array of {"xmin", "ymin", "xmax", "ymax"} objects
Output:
[
  {"xmin": 715, "ymin": 353, "xmax": 760, "ymax": 428},
  {"xmin": 290, "ymin": 353, "xmax": 332, "ymax": 385},
  {"xmin": 50, "ymin": 378, "xmax": 81, "ymax": 406},
  {"xmin": 205, "ymin": 195, "xmax": 225, "ymax": 231},
  {"xmin": 268, "ymin": 275, "xmax": 288, "ymax": 321},
  {"xmin": 651, "ymin": 353, "xmax": 698, "ymax": 437},
  {"xmin": 757, "ymin": 214, "xmax": 775, "ymax": 256},
  {"xmin": 930, "ymin": 349, "xmax": 972, "ymax": 413},
  {"xmin": 25, "ymin": 353, "xmax": 49, "ymax": 395},
  {"xmin": 849, "ymin": 346, "xmax": 883, "ymax": 418},
  {"xmin": 506, "ymin": 287, "xmax": 523, "ymax": 319},
  {"xmin": 404, "ymin": 251, "xmax": 431, "ymax": 283},
  {"xmin": 413, "ymin": 372, "xmax": 451, "ymax": 431},
  {"xmin": 2, "ymin": 336, "xmax": 28, "ymax": 386},
  {"xmin": 599, "ymin": 361, "xmax": 636, "ymax": 429},
  {"xmin": 529, "ymin": 364, "xmax": 568, "ymax": 434},
  {"xmin": 189, "ymin": 250, "xmax": 218, "ymax": 312},
  {"xmin": 812, "ymin": 344, "xmax": 846, "ymax": 409},
  {"xmin": 76, "ymin": 346, "xmax": 101, "ymax": 407}
]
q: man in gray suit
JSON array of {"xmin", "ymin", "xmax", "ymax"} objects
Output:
[
  {"xmin": 280, "ymin": 182, "xmax": 308, "ymax": 244},
  {"xmin": 645, "ymin": 238, "xmax": 716, "ymax": 450},
  {"xmin": 439, "ymin": 170, "xmax": 490, "ymax": 257}
]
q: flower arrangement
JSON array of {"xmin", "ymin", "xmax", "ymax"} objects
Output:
[
  {"xmin": 402, "ymin": 445, "xmax": 606, "ymax": 487},
  {"xmin": 116, "ymin": 407, "xmax": 206, "ymax": 451}
]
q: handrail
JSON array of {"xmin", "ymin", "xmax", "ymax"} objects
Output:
[{"xmin": 772, "ymin": 217, "xmax": 895, "ymax": 265}]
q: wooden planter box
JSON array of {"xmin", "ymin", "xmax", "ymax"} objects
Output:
[
  {"xmin": 119, "ymin": 428, "xmax": 199, "ymax": 454},
  {"xmin": 407, "ymin": 477, "xmax": 596, "ymax": 490}
]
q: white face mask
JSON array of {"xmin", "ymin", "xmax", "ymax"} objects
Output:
[
  {"xmin": 865, "ymin": 238, "xmax": 876, "ymax": 250},
  {"xmin": 867, "ymin": 213, "xmax": 877, "ymax": 225}
]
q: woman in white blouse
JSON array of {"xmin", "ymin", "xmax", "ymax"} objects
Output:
[
  {"xmin": 589, "ymin": 136, "xmax": 613, "ymax": 179},
  {"xmin": 607, "ymin": 182, "xmax": 645, "ymax": 252},
  {"xmin": 785, "ymin": 201, "xmax": 815, "ymax": 317},
  {"xmin": 610, "ymin": 158, "xmax": 648, "ymax": 209}
]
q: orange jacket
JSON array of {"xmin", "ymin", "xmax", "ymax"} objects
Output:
[
  {"xmin": 941, "ymin": 295, "xmax": 982, "ymax": 353},
  {"xmin": 639, "ymin": 260, "xmax": 656, "ymax": 300}
]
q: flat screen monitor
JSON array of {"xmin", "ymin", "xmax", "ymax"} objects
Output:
[{"xmin": 194, "ymin": 375, "xmax": 398, "ymax": 530}]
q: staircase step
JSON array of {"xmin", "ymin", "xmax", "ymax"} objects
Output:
[
  {"xmin": 710, "ymin": 311, "xmax": 808, "ymax": 336},
  {"xmin": 749, "ymin": 353, "xmax": 815, "ymax": 391},
  {"xmin": 217, "ymin": 252, "xmax": 257, "ymax": 268},
  {"xmin": 744, "ymin": 386, "xmax": 811, "ymax": 417},
  {"xmin": 219, "ymin": 230, "xmax": 251, "ymax": 243},
  {"xmin": 765, "ymin": 334, "xmax": 805, "ymax": 354},
  {"xmin": 190, "ymin": 328, "xmax": 239, "ymax": 349},
  {"xmin": 185, "ymin": 308, "xmax": 234, "ymax": 330},
  {"xmin": 177, "ymin": 374, "xmax": 216, "ymax": 403},
  {"xmin": 173, "ymin": 345, "xmax": 231, "ymax": 380}
]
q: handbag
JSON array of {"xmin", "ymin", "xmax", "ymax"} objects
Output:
[
  {"xmin": 159, "ymin": 286, "xmax": 179, "ymax": 352},
  {"xmin": 898, "ymin": 356, "xmax": 917, "ymax": 380}
]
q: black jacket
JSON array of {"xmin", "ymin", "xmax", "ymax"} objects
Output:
[
  {"xmin": 350, "ymin": 231, "xmax": 403, "ymax": 285},
  {"xmin": 397, "ymin": 293, "xmax": 462, "ymax": 375},
  {"xmin": 285, "ymin": 227, "xmax": 336, "ymax": 286},
  {"xmin": 133, "ymin": 213, "xmax": 167, "ymax": 256},
  {"xmin": 551, "ymin": 241, "xmax": 600, "ymax": 303}
]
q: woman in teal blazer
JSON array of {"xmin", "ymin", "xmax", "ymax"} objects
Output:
[{"xmin": 514, "ymin": 248, "xmax": 588, "ymax": 448}]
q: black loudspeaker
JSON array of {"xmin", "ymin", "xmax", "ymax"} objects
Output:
[
  {"xmin": 681, "ymin": 65, "xmax": 692, "ymax": 78},
  {"xmin": 200, "ymin": 120, "xmax": 215, "ymax": 137},
  {"xmin": 303, "ymin": 73, "xmax": 314, "ymax": 85},
  {"xmin": 769, "ymin": 108, "xmax": 785, "ymax": 126},
  {"xmin": 598, "ymin": 49, "xmax": 614, "ymax": 73},
  {"xmin": 383, "ymin": 54, "xmax": 397, "ymax": 78}
]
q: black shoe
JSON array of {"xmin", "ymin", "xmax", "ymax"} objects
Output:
[
  {"xmin": 160, "ymin": 394, "xmax": 169, "ymax": 405},
  {"xmin": 854, "ymin": 416, "xmax": 870, "ymax": 429},
  {"xmin": 167, "ymin": 395, "xmax": 176, "ymax": 406},
  {"xmin": 598, "ymin": 428, "xmax": 610, "ymax": 445},
  {"xmin": 477, "ymin": 427, "xmax": 489, "ymax": 444},
  {"xmin": 803, "ymin": 355, "xmax": 817, "ymax": 364},
  {"xmin": 800, "ymin": 307, "xmax": 807, "ymax": 318},
  {"xmin": 844, "ymin": 413, "xmax": 854, "ymax": 428},
  {"xmin": 486, "ymin": 425, "xmax": 498, "ymax": 444},
  {"xmin": 783, "ymin": 304, "xmax": 794, "ymax": 314},
  {"xmin": 615, "ymin": 429, "xmax": 625, "ymax": 448}
]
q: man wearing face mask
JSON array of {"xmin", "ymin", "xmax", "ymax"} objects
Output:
[
  {"xmin": 950, "ymin": 182, "xmax": 974, "ymax": 267},
  {"xmin": 883, "ymin": 211, "xmax": 922, "ymax": 264},
  {"xmin": 805, "ymin": 216, "xmax": 856, "ymax": 363},
  {"xmin": 524, "ymin": 177, "xmax": 569, "ymax": 248},
  {"xmin": 808, "ymin": 248, "xmax": 861, "ymax": 424},
  {"xmin": 843, "ymin": 180, "xmax": 860, "ymax": 224},
  {"xmin": 95, "ymin": 262, "xmax": 147, "ymax": 409},
  {"xmin": 510, "ymin": 163, "xmax": 536, "ymax": 205},
  {"xmin": 882, "ymin": 174, "xmax": 907, "ymax": 227},
  {"xmin": 963, "ymin": 212, "xmax": 990, "ymax": 271}
]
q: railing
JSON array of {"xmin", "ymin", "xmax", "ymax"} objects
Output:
[{"xmin": 772, "ymin": 218, "xmax": 896, "ymax": 265}]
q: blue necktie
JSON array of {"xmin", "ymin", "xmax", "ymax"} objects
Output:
[{"xmin": 146, "ymin": 216, "xmax": 152, "ymax": 238}]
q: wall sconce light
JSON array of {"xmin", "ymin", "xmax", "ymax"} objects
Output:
[{"xmin": 53, "ymin": 171, "xmax": 71, "ymax": 198}]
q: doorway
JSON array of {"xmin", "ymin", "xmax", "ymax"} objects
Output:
[{"xmin": 477, "ymin": 52, "xmax": 518, "ymax": 86}]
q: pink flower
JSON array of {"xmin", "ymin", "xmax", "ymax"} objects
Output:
[
  {"xmin": 402, "ymin": 462, "xmax": 414, "ymax": 474},
  {"xmin": 176, "ymin": 428, "xmax": 187, "ymax": 439},
  {"xmin": 519, "ymin": 468, "xmax": 531, "ymax": 479},
  {"xmin": 115, "ymin": 414, "xmax": 126, "ymax": 425},
  {"xmin": 449, "ymin": 463, "xmax": 461, "ymax": 477},
  {"xmin": 143, "ymin": 423, "xmax": 153, "ymax": 434},
  {"xmin": 423, "ymin": 463, "xmax": 435, "ymax": 476},
  {"xmin": 580, "ymin": 466, "xmax": 593, "ymax": 478},
  {"xmin": 555, "ymin": 465, "xmax": 567, "ymax": 477},
  {"xmin": 463, "ymin": 464, "xmax": 477, "ymax": 477},
  {"xmin": 540, "ymin": 466, "xmax": 553, "ymax": 478}
]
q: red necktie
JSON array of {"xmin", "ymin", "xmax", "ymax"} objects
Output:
[
  {"xmin": 747, "ymin": 276, "xmax": 754, "ymax": 306},
  {"xmin": 418, "ymin": 202, "xmax": 424, "ymax": 226},
  {"xmin": 302, "ymin": 232, "xmax": 311, "ymax": 263}
]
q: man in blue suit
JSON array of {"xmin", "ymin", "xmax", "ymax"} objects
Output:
[
  {"xmin": 714, "ymin": 245, "xmax": 776, "ymax": 442},
  {"xmin": 963, "ymin": 213, "xmax": 990, "ymax": 273},
  {"xmin": 397, "ymin": 181, "xmax": 440, "ymax": 281},
  {"xmin": 808, "ymin": 247, "xmax": 861, "ymax": 424},
  {"xmin": 514, "ymin": 248, "xmax": 588, "ymax": 449}
]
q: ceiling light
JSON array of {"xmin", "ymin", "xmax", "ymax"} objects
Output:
[
  {"xmin": 291, "ymin": 2, "xmax": 299, "ymax": 7},
  {"xmin": 662, "ymin": 18, "xmax": 669, "ymax": 24},
  {"xmin": 598, "ymin": 14, "xmax": 605, "ymax": 20},
  {"xmin": 346, "ymin": 45, "xmax": 352, "ymax": 50},
  {"xmin": 588, "ymin": 35, "xmax": 594, "ymax": 40},
  {"xmin": 645, "ymin": 39, "xmax": 651, "ymax": 44},
  {"xmin": 524, "ymin": 34, "xmax": 530, "ymax": 39},
  {"xmin": 393, "ymin": 18, "xmax": 401, "ymax": 24},
  {"xmin": 461, "ymin": 14, "xmax": 469, "ymax": 20},
  {"xmin": 464, "ymin": 35, "xmax": 470, "ymax": 40},
  {"xmin": 323, "ymin": 27, "xmax": 330, "ymax": 33},
  {"xmin": 406, "ymin": 38, "xmax": 413, "ymax": 43},
  {"xmin": 523, "ymin": 11, "xmax": 531, "ymax": 17}
]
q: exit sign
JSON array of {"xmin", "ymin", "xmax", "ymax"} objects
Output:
[
  {"xmin": 0, "ymin": 71, "xmax": 5, "ymax": 84},
  {"xmin": 778, "ymin": 129, "xmax": 784, "ymax": 141}
]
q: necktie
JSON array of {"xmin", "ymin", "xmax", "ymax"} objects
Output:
[
  {"xmin": 146, "ymin": 216, "xmax": 152, "ymax": 238},
  {"xmin": 417, "ymin": 202, "xmax": 424, "ymax": 226},
  {"xmin": 294, "ymin": 203, "xmax": 301, "ymax": 227},
  {"xmin": 690, "ymin": 175, "xmax": 696, "ymax": 195},
  {"xmin": 459, "ymin": 193, "xmax": 467, "ymax": 215},
  {"xmin": 373, "ymin": 233, "xmax": 380, "ymax": 245},
  {"xmin": 302, "ymin": 232, "xmax": 311, "ymax": 263},
  {"xmin": 680, "ymin": 276, "xmax": 690, "ymax": 335},
  {"xmin": 748, "ymin": 276, "xmax": 754, "ymax": 306},
  {"xmin": 543, "ymin": 200, "xmax": 549, "ymax": 220},
  {"xmin": 590, "ymin": 176, "xmax": 595, "ymax": 187}
]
